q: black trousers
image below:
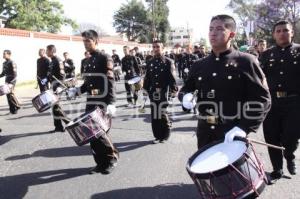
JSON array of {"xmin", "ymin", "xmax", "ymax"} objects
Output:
[
  {"xmin": 6, "ymin": 86, "xmax": 20, "ymax": 113},
  {"xmin": 51, "ymin": 83, "xmax": 68, "ymax": 129},
  {"xmin": 37, "ymin": 78, "xmax": 49, "ymax": 93},
  {"xmin": 125, "ymin": 82, "xmax": 138, "ymax": 104},
  {"xmin": 52, "ymin": 103, "xmax": 68, "ymax": 129},
  {"xmin": 196, "ymin": 120, "xmax": 236, "ymax": 149},
  {"xmin": 263, "ymin": 96, "xmax": 300, "ymax": 170},
  {"xmin": 86, "ymin": 104, "xmax": 119, "ymax": 167},
  {"xmin": 149, "ymin": 91, "xmax": 171, "ymax": 140}
]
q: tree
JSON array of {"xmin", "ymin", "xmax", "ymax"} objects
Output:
[
  {"xmin": 113, "ymin": 0, "xmax": 149, "ymax": 42},
  {"xmin": 228, "ymin": 0, "xmax": 300, "ymax": 45},
  {"xmin": 146, "ymin": 0, "xmax": 170, "ymax": 43},
  {"xmin": 0, "ymin": 0, "xmax": 77, "ymax": 33}
]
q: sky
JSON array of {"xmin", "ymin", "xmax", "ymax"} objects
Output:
[{"xmin": 59, "ymin": 0, "xmax": 233, "ymax": 41}]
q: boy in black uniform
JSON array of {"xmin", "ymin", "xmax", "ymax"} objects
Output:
[
  {"xmin": 260, "ymin": 20, "xmax": 300, "ymax": 179},
  {"xmin": 37, "ymin": 49, "xmax": 50, "ymax": 93},
  {"xmin": 121, "ymin": 46, "xmax": 141, "ymax": 107},
  {"xmin": 46, "ymin": 45, "xmax": 68, "ymax": 132},
  {"xmin": 143, "ymin": 41, "xmax": 178, "ymax": 143},
  {"xmin": 179, "ymin": 15, "xmax": 271, "ymax": 150},
  {"xmin": 182, "ymin": 44, "xmax": 199, "ymax": 82},
  {"xmin": 112, "ymin": 49, "xmax": 121, "ymax": 81},
  {"xmin": 68, "ymin": 30, "xmax": 119, "ymax": 174},
  {"xmin": 63, "ymin": 52, "xmax": 75, "ymax": 78},
  {"xmin": 0, "ymin": 50, "xmax": 21, "ymax": 114}
]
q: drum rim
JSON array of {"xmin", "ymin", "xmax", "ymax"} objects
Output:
[{"xmin": 186, "ymin": 139, "xmax": 250, "ymax": 178}]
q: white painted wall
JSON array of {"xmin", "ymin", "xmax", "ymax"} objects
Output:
[{"xmin": 0, "ymin": 35, "xmax": 151, "ymax": 84}]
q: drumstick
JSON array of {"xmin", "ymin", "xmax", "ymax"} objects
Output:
[
  {"xmin": 248, "ymin": 138, "xmax": 285, "ymax": 150},
  {"xmin": 52, "ymin": 75, "xmax": 68, "ymax": 89}
]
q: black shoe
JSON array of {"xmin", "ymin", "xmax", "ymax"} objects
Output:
[
  {"xmin": 100, "ymin": 163, "xmax": 117, "ymax": 175},
  {"xmin": 89, "ymin": 163, "xmax": 117, "ymax": 175},
  {"xmin": 287, "ymin": 160, "xmax": 297, "ymax": 175},
  {"xmin": 152, "ymin": 139, "xmax": 160, "ymax": 144},
  {"xmin": 53, "ymin": 127, "xmax": 65, "ymax": 132},
  {"xmin": 89, "ymin": 166, "xmax": 103, "ymax": 174},
  {"xmin": 270, "ymin": 169, "xmax": 283, "ymax": 180},
  {"xmin": 10, "ymin": 110, "xmax": 18, "ymax": 114}
]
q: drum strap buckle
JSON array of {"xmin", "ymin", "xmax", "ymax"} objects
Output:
[
  {"xmin": 206, "ymin": 116, "xmax": 218, "ymax": 124},
  {"xmin": 276, "ymin": 91, "xmax": 287, "ymax": 98}
]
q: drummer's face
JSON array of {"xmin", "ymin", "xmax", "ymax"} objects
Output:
[
  {"xmin": 83, "ymin": 37, "xmax": 97, "ymax": 52},
  {"xmin": 209, "ymin": 19, "xmax": 233, "ymax": 49},
  {"xmin": 152, "ymin": 43, "xmax": 163, "ymax": 55}
]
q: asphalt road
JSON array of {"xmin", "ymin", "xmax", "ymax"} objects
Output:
[{"xmin": 0, "ymin": 78, "xmax": 299, "ymax": 199}]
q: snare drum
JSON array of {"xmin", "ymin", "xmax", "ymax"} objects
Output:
[
  {"xmin": 32, "ymin": 90, "xmax": 59, "ymax": 113},
  {"xmin": 128, "ymin": 76, "xmax": 143, "ymax": 91},
  {"xmin": 66, "ymin": 107, "xmax": 111, "ymax": 146},
  {"xmin": 64, "ymin": 78, "xmax": 77, "ymax": 88},
  {"xmin": 186, "ymin": 140, "xmax": 266, "ymax": 199},
  {"xmin": 0, "ymin": 84, "xmax": 11, "ymax": 96}
]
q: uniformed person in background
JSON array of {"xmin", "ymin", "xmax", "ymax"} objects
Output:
[
  {"xmin": 81, "ymin": 51, "xmax": 91, "ymax": 76},
  {"xmin": 176, "ymin": 47, "xmax": 184, "ymax": 79},
  {"xmin": 0, "ymin": 50, "xmax": 21, "ymax": 114},
  {"xmin": 112, "ymin": 49, "xmax": 121, "ymax": 82},
  {"xmin": 68, "ymin": 30, "xmax": 119, "ymax": 175},
  {"xmin": 134, "ymin": 46, "xmax": 144, "ymax": 63},
  {"xmin": 46, "ymin": 45, "xmax": 68, "ymax": 132},
  {"xmin": 194, "ymin": 45, "xmax": 207, "ymax": 59},
  {"xmin": 121, "ymin": 46, "xmax": 141, "ymax": 107},
  {"xmin": 260, "ymin": 20, "xmax": 300, "ymax": 180},
  {"xmin": 143, "ymin": 40, "xmax": 178, "ymax": 144},
  {"xmin": 37, "ymin": 49, "xmax": 50, "ymax": 93},
  {"xmin": 182, "ymin": 44, "xmax": 199, "ymax": 82},
  {"xmin": 63, "ymin": 52, "xmax": 75, "ymax": 79},
  {"xmin": 257, "ymin": 39, "xmax": 267, "ymax": 61},
  {"xmin": 179, "ymin": 15, "xmax": 271, "ymax": 152}
]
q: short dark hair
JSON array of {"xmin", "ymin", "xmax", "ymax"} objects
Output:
[
  {"xmin": 63, "ymin": 52, "xmax": 68, "ymax": 56},
  {"xmin": 211, "ymin": 14, "xmax": 236, "ymax": 32},
  {"xmin": 258, "ymin": 39, "xmax": 267, "ymax": 44},
  {"xmin": 3, "ymin": 50, "xmax": 11, "ymax": 55},
  {"xmin": 46, "ymin": 45, "xmax": 56, "ymax": 53},
  {"xmin": 273, "ymin": 20, "xmax": 292, "ymax": 32},
  {"xmin": 153, "ymin": 40, "xmax": 163, "ymax": 45},
  {"xmin": 81, "ymin": 29, "xmax": 99, "ymax": 41}
]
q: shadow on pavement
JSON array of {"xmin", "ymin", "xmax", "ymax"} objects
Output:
[
  {"xmin": 0, "ymin": 168, "xmax": 89, "ymax": 199},
  {"xmin": 0, "ymin": 131, "xmax": 54, "ymax": 146},
  {"xmin": 5, "ymin": 141, "xmax": 153, "ymax": 161},
  {"xmin": 172, "ymin": 126, "xmax": 196, "ymax": 133},
  {"xmin": 90, "ymin": 183, "xmax": 199, "ymax": 199}
]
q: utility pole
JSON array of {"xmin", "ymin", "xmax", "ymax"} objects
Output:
[{"xmin": 152, "ymin": 0, "xmax": 157, "ymax": 41}]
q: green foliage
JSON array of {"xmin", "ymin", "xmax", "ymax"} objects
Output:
[
  {"xmin": 113, "ymin": 0, "xmax": 170, "ymax": 43},
  {"xmin": 0, "ymin": 0, "xmax": 77, "ymax": 33},
  {"xmin": 113, "ymin": 0, "xmax": 149, "ymax": 42},
  {"xmin": 228, "ymin": 0, "xmax": 300, "ymax": 45}
]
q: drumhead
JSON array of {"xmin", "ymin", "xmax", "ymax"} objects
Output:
[
  {"xmin": 128, "ymin": 76, "xmax": 141, "ymax": 85},
  {"xmin": 190, "ymin": 141, "xmax": 247, "ymax": 174}
]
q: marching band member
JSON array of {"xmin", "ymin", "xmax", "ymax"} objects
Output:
[
  {"xmin": 0, "ymin": 50, "xmax": 21, "ymax": 114},
  {"xmin": 143, "ymin": 40, "xmax": 178, "ymax": 144},
  {"xmin": 179, "ymin": 14, "xmax": 271, "ymax": 149},
  {"xmin": 68, "ymin": 30, "xmax": 119, "ymax": 174}
]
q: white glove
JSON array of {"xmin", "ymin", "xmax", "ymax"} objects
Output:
[
  {"xmin": 184, "ymin": 68, "xmax": 189, "ymax": 73},
  {"xmin": 106, "ymin": 104, "xmax": 117, "ymax": 116},
  {"xmin": 182, "ymin": 93, "xmax": 196, "ymax": 110},
  {"xmin": 67, "ymin": 87, "xmax": 79, "ymax": 98},
  {"xmin": 7, "ymin": 83, "xmax": 13, "ymax": 89},
  {"xmin": 224, "ymin": 127, "xmax": 246, "ymax": 143},
  {"xmin": 41, "ymin": 78, "xmax": 48, "ymax": 85},
  {"xmin": 56, "ymin": 87, "xmax": 64, "ymax": 94}
]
